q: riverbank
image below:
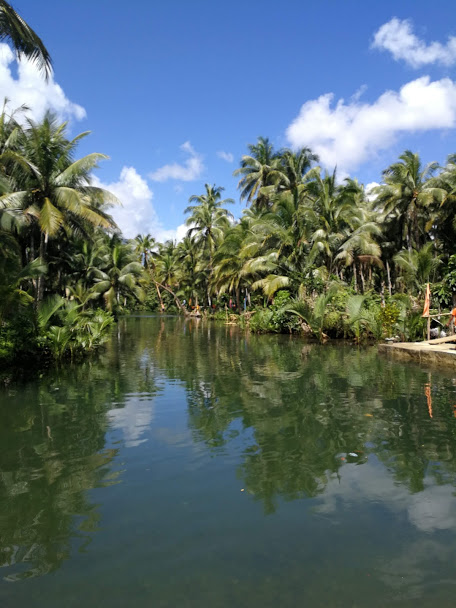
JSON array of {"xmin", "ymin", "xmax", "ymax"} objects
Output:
[{"xmin": 379, "ymin": 341, "xmax": 456, "ymax": 368}]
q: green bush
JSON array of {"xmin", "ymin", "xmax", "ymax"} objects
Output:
[
  {"xmin": 378, "ymin": 301, "xmax": 401, "ymax": 337},
  {"xmin": 248, "ymin": 309, "xmax": 275, "ymax": 333}
]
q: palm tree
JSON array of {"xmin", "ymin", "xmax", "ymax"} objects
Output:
[
  {"xmin": 0, "ymin": 113, "xmax": 117, "ymax": 299},
  {"xmin": 394, "ymin": 242, "xmax": 441, "ymax": 294},
  {"xmin": 427, "ymin": 154, "xmax": 456, "ymax": 251},
  {"xmin": 175, "ymin": 235, "xmax": 205, "ymax": 306},
  {"xmin": 375, "ymin": 151, "xmax": 443, "ymax": 251},
  {"xmin": 134, "ymin": 233, "xmax": 156, "ymax": 269},
  {"xmin": 336, "ymin": 214, "xmax": 382, "ymax": 291},
  {"xmin": 0, "ymin": 241, "xmax": 45, "ymax": 321},
  {"xmin": 304, "ymin": 168, "xmax": 355, "ymax": 274},
  {"xmin": 233, "ymin": 137, "xmax": 282, "ymax": 210},
  {"xmin": 275, "ymin": 147, "xmax": 319, "ymax": 200},
  {"xmin": 0, "ymin": 0, "xmax": 52, "ymax": 78},
  {"xmin": 335, "ymin": 181, "xmax": 383, "ymax": 291},
  {"xmin": 185, "ymin": 184, "xmax": 233, "ymax": 304},
  {"xmin": 92, "ymin": 237, "xmax": 144, "ymax": 312},
  {"xmin": 212, "ymin": 215, "xmax": 253, "ymax": 310}
]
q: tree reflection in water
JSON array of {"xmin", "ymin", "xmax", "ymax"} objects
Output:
[
  {"xmin": 0, "ymin": 326, "xmax": 158, "ymax": 581},
  {"xmin": 2, "ymin": 315, "xmax": 456, "ymax": 584},
  {"xmin": 150, "ymin": 317, "xmax": 456, "ymax": 513}
]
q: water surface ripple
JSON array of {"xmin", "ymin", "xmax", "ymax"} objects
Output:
[{"xmin": 1, "ymin": 316, "xmax": 456, "ymax": 607}]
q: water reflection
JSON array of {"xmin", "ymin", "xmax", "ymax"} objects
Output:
[
  {"xmin": 2, "ymin": 315, "xmax": 456, "ymax": 601},
  {"xmin": 0, "ymin": 328, "xmax": 159, "ymax": 581},
  {"xmin": 149, "ymin": 318, "xmax": 456, "ymax": 514}
]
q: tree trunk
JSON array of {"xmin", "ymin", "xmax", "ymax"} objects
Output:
[
  {"xmin": 156, "ymin": 281, "xmax": 185, "ymax": 312},
  {"xmin": 360, "ymin": 265, "xmax": 366, "ymax": 293},
  {"xmin": 36, "ymin": 232, "xmax": 47, "ymax": 302},
  {"xmin": 386, "ymin": 261, "xmax": 392, "ymax": 297},
  {"xmin": 236, "ymin": 286, "xmax": 241, "ymax": 312},
  {"xmin": 353, "ymin": 264, "xmax": 358, "ymax": 293},
  {"xmin": 155, "ymin": 282, "xmax": 164, "ymax": 312}
]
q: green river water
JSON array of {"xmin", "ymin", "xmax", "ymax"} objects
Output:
[{"xmin": 1, "ymin": 315, "xmax": 456, "ymax": 607}]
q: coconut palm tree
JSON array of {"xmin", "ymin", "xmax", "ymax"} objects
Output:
[
  {"xmin": 394, "ymin": 242, "xmax": 441, "ymax": 294},
  {"xmin": 427, "ymin": 154, "xmax": 456, "ymax": 251},
  {"xmin": 134, "ymin": 233, "xmax": 156, "ymax": 269},
  {"xmin": 0, "ymin": 113, "xmax": 118, "ymax": 299},
  {"xmin": 175, "ymin": 234, "xmax": 205, "ymax": 305},
  {"xmin": 375, "ymin": 151, "xmax": 444, "ymax": 252},
  {"xmin": 275, "ymin": 147, "xmax": 319, "ymax": 199},
  {"xmin": 335, "ymin": 182, "xmax": 383, "ymax": 290},
  {"xmin": 303, "ymin": 168, "xmax": 355, "ymax": 274},
  {"xmin": 233, "ymin": 137, "xmax": 282, "ymax": 210},
  {"xmin": 185, "ymin": 184, "xmax": 233, "ymax": 304},
  {"xmin": 92, "ymin": 237, "xmax": 144, "ymax": 312},
  {"xmin": 212, "ymin": 215, "xmax": 255, "ymax": 309},
  {"xmin": 0, "ymin": 0, "xmax": 52, "ymax": 77}
]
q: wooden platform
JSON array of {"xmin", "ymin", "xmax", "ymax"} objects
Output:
[{"xmin": 379, "ymin": 340, "xmax": 456, "ymax": 368}]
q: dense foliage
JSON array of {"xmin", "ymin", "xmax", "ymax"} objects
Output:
[
  {"xmin": 3, "ymin": 117, "xmax": 456, "ymax": 360},
  {"xmin": 0, "ymin": 108, "xmax": 145, "ymax": 362},
  {"xmin": 139, "ymin": 139, "xmax": 456, "ymax": 342}
]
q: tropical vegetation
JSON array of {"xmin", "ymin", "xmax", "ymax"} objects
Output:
[
  {"xmin": 1, "ymin": 3, "xmax": 456, "ymax": 362},
  {"xmin": 134, "ymin": 143, "xmax": 456, "ymax": 343}
]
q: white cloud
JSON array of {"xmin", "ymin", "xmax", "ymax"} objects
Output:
[
  {"xmin": 108, "ymin": 396, "xmax": 155, "ymax": 448},
  {"xmin": 93, "ymin": 167, "xmax": 158, "ymax": 239},
  {"xmin": 157, "ymin": 223, "xmax": 189, "ymax": 243},
  {"xmin": 0, "ymin": 43, "xmax": 86, "ymax": 122},
  {"xmin": 372, "ymin": 18, "xmax": 456, "ymax": 68},
  {"xmin": 316, "ymin": 459, "xmax": 456, "ymax": 534},
  {"xmin": 286, "ymin": 76, "xmax": 456, "ymax": 173},
  {"xmin": 93, "ymin": 166, "xmax": 186, "ymax": 242},
  {"xmin": 365, "ymin": 182, "xmax": 380, "ymax": 201},
  {"xmin": 149, "ymin": 141, "xmax": 204, "ymax": 182},
  {"xmin": 217, "ymin": 150, "xmax": 234, "ymax": 163}
]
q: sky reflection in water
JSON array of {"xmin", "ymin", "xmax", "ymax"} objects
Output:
[{"xmin": 1, "ymin": 316, "xmax": 456, "ymax": 606}]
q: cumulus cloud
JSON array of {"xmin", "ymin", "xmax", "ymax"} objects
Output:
[
  {"xmin": 108, "ymin": 396, "xmax": 155, "ymax": 448},
  {"xmin": 93, "ymin": 167, "xmax": 187, "ymax": 242},
  {"xmin": 365, "ymin": 182, "xmax": 380, "ymax": 201},
  {"xmin": 286, "ymin": 76, "xmax": 456, "ymax": 173},
  {"xmin": 157, "ymin": 223, "xmax": 189, "ymax": 243},
  {"xmin": 372, "ymin": 18, "xmax": 456, "ymax": 68},
  {"xmin": 0, "ymin": 43, "xmax": 86, "ymax": 122},
  {"xmin": 149, "ymin": 141, "xmax": 204, "ymax": 182},
  {"xmin": 217, "ymin": 150, "xmax": 234, "ymax": 163},
  {"xmin": 317, "ymin": 459, "xmax": 456, "ymax": 534}
]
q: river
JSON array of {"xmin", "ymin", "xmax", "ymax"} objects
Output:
[{"xmin": 1, "ymin": 315, "xmax": 456, "ymax": 607}]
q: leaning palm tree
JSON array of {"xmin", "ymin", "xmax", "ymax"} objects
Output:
[{"xmin": 0, "ymin": 0, "xmax": 52, "ymax": 77}]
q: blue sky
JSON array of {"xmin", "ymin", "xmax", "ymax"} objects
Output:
[{"xmin": 3, "ymin": 0, "xmax": 456, "ymax": 239}]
